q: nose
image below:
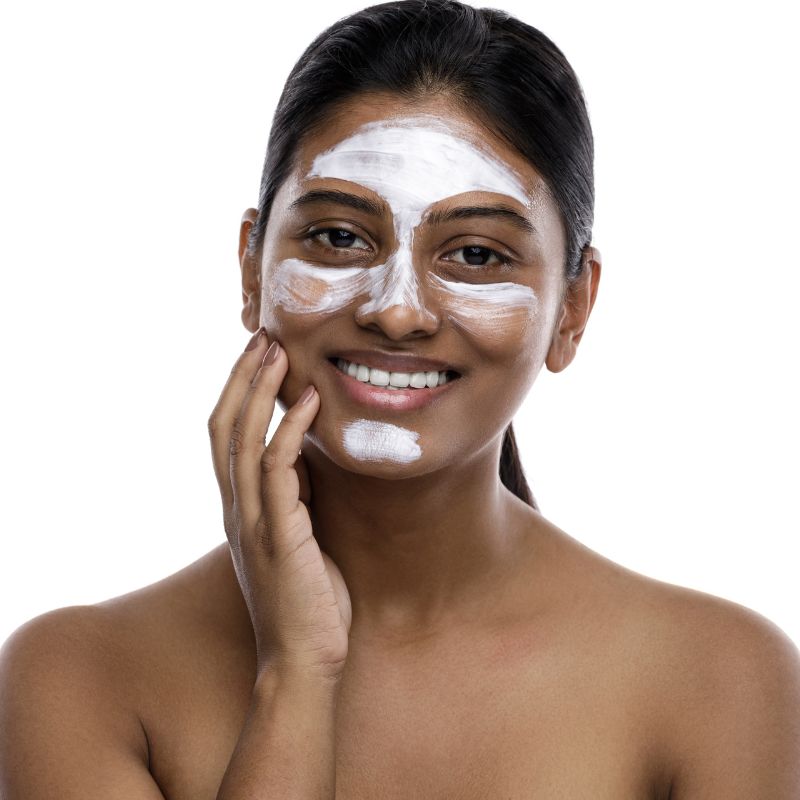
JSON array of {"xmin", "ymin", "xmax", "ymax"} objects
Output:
[
  {"xmin": 355, "ymin": 301, "xmax": 441, "ymax": 340},
  {"xmin": 353, "ymin": 267, "xmax": 442, "ymax": 340}
]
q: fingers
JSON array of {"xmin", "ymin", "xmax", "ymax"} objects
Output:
[
  {"xmin": 229, "ymin": 340, "xmax": 290, "ymax": 530},
  {"xmin": 207, "ymin": 329, "xmax": 270, "ymax": 509},
  {"xmin": 209, "ymin": 327, "xmax": 320, "ymax": 563},
  {"xmin": 259, "ymin": 384, "xmax": 320, "ymax": 557}
]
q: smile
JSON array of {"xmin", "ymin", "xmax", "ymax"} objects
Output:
[
  {"xmin": 325, "ymin": 357, "xmax": 460, "ymax": 411},
  {"xmin": 334, "ymin": 358, "xmax": 455, "ymax": 389}
]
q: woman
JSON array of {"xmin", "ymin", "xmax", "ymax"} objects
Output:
[{"xmin": 2, "ymin": 1, "xmax": 798, "ymax": 797}]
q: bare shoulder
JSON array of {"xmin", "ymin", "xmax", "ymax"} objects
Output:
[
  {"xmin": 548, "ymin": 522, "xmax": 800, "ymax": 796},
  {"xmin": 68, "ymin": 542, "xmax": 254, "ymax": 697},
  {"xmin": 622, "ymin": 563, "xmax": 800, "ymax": 711},
  {"xmin": 635, "ymin": 573, "xmax": 800, "ymax": 796},
  {"xmin": 0, "ymin": 604, "xmax": 163, "ymax": 797},
  {"xmin": 0, "ymin": 543, "xmax": 246, "ymax": 675},
  {"xmin": 0, "ymin": 543, "xmax": 251, "ymax": 797},
  {"xmin": 0, "ymin": 602, "xmax": 145, "ymax": 732},
  {"xmin": 541, "ymin": 517, "xmax": 800, "ymax": 679}
]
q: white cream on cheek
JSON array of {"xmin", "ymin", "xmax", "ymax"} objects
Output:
[
  {"xmin": 427, "ymin": 274, "xmax": 538, "ymax": 341},
  {"xmin": 268, "ymin": 257, "xmax": 539, "ymax": 339},
  {"xmin": 342, "ymin": 419, "xmax": 422, "ymax": 463},
  {"xmin": 271, "ymin": 259, "xmax": 370, "ymax": 314}
]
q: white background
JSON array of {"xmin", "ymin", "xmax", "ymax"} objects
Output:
[{"xmin": 1, "ymin": 1, "xmax": 798, "ymax": 648}]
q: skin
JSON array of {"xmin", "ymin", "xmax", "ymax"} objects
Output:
[
  {"xmin": 239, "ymin": 94, "xmax": 594, "ymax": 640},
  {"xmin": 2, "ymin": 91, "xmax": 799, "ymax": 800}
]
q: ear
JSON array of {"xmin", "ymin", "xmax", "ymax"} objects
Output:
[
  {"xmin": 545, "ymin": 245, "xmax": 602, "ymax": 373},
  {"xmin": 239, "ymin": 208, "xmax": 261, "ymax": 333}
]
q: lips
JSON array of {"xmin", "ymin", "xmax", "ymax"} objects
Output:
[{"xmin": 324, "ymin": 357, "xmax": 459, "ymax": 411}]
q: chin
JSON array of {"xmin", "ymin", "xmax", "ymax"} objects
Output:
[{"xmin": 303, "ymin": 421, "xmax": 439, "ymax": 481}]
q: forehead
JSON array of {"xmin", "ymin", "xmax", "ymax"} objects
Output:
[
  {"xmin": 291, "ymin": 98, "xmax": 547, "ymax": 207},
  {"xmin": 305, "ymin": 116, "xmax": 530, "ymax": 209}
]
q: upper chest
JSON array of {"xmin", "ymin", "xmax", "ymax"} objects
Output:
[{"xmin": 137, "ymin": 619, "xmax": 668, "ymax": 800}]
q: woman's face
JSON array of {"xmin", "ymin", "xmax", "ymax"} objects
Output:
[{"xmin": 245, "ymin": 93, "xmax": 586, "ymax": 478}]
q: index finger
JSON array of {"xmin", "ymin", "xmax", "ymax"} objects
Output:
[{"xmin": 207, "ymin": 328, "xmax": 270, "ymax": 507}]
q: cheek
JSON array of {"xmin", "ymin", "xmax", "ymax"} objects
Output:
[
  {"xmin": 260, "ymin": 258, "xmax": 366, "ymax": 332},
  {"xmin": 435, "ymin": 281, "xmax": 557, "ymax": 412},
  {"xmin": 434, "ymin": 281, "xmax": 542, "ymax": 357}
]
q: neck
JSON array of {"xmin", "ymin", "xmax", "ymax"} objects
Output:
[{"xmin": 302, "ymin": 433, "xmax": 532, "ymax": 643}]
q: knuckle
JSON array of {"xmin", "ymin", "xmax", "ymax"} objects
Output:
[
  {"xmin": 229, "ymin": 421, "xmax": 248, "ymax": 458},
  {"xmin": 207, "ymin": 412, "xmax": 222, "ymax": 439},
  {"xmin": 229, "ymin": 360, "xmax": 247, "ymax": 378},
  {"xmin": 260, "ymin": 448, "xmax": 281, "ymax": 475}
]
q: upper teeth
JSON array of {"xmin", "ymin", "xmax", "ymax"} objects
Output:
[{"xmin": 336, "ymin": 359, "xmax": 451, "ymax": 389}]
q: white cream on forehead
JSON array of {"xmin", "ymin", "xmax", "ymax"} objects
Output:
[
  {"xmin": 308, "ymin": 116, "xmax": 530, "ymax": 210},
  {"xmin": 261, "ymin": 115, "xmax": 539, "ymax": 335},
  {"xmin": 342, "ymin": 419, "xmax": 422, "ymax": 463}
]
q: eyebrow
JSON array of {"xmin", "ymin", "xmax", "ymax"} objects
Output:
[
  {"xmin": 288, "ymin": 189, "xmax": 535, "ymax": 235},
  {"xmin": 288, "ymin": 189, "xmax": 388, "ymax": 217},
  {"xmin": 424, "ymin": 205, "xmax": 536, "ymax": 235}
]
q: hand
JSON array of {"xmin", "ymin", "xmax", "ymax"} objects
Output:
[{"xmin": 207, "ymin": 329, "xmax": 352, "ymax": 682}]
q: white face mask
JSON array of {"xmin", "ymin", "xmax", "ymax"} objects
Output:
[
  {"xmin": 262, "ymin": 114, "xmax": 542, "ymax": 464},
  {"xmin": 264, "ymin": 115, "xmax": 540, "ymax": 340}
]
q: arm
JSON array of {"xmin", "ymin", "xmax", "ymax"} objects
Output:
[
  {"xmin": 669, "ymin": 607, "xmax": 800, "ymax": 797},
  {"xmin": 215, "ymin": 668, "xmax": 339, "ymax": 800},
  {"xmin": 0, "ymin": 607, "xmax": 166, "ymax": 800}
]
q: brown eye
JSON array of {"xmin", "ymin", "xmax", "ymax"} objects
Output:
[
  {"xmin": 311, "ymin": 228, "xmax": 370, "ymax": 250},
  {"xmin": 447, "ymin": 245, "xmax": 509, "ymax": 267}
]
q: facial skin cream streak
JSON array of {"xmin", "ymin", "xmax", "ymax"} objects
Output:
[
  {"xmin": 262, "ymin": 115, "xmax": 542, "ymax": 463},
  {"xmin": 342, "ymin": 420, "xmax": 422, "ymax": 464},
  {"xmin": 265, "ymin": 116, "xmax": 540, "ymax": 339}
]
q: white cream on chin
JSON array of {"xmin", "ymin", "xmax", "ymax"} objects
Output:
[
  {"xmin": 261, "ymin": 115, "xmax": 540, "ymax": 334},
  {"xmin": 342, "ymin": 419, "xmax": 422, "ymax": 463}
]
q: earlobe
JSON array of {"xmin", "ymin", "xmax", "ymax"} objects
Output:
[
  {"xmin": 239, "ymin": 208, "xmax": 261, "ymax": 333},
  {"xmin": 545, "ymin": 246, "xmax": 602, "ymax": 373}
]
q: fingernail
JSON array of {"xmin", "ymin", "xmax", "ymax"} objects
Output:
[
  {"xmin": 298, "ymin": 385, "xmax": 316, "ymax": 405},
  {"xmin": 245, "ymin": 328, "xmax": 265, "ymax": 352},
  {"xmin": 262, "ymin": 340, "xmax": 281, "ymax": 366}
]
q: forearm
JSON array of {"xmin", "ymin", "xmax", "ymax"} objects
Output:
[{"xmin": 216, "ymin": 668, "xmax": 340, "ymax": 800}]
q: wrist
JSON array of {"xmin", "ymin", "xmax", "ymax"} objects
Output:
[{"xmin": 254, "ymin": 663, "xmax": 344, "ymax": 698}]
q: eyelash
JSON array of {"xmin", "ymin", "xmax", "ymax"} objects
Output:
[{"xmin": 305, "ymin": 228, "xmax": 513, "ymax": 268}]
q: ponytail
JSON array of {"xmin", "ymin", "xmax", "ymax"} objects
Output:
[{"xmin": 499, "ymin": 424, "xmax": 538, "ymax": 511}]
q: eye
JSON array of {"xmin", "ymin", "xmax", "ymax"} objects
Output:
[
  {"xmin": 445, "ymin": 245, "xmax": 510, "ymax": 268},
  {"xmin": 308, "ymin": 228, "xmax": 371, "ymax": 251}
]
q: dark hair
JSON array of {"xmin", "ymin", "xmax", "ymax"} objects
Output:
[{"xmin": 249, "ymin": 0, "xmax": 595, "ymax": 512}]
